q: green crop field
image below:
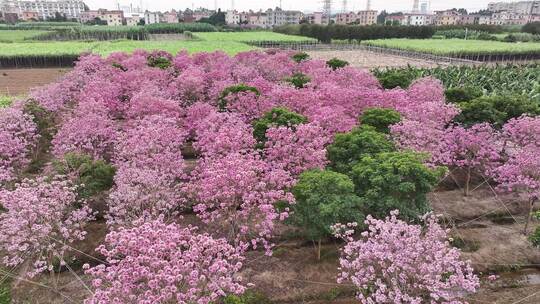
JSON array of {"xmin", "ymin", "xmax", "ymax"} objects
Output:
[
  {"xmin": 93, "ymin": 40, "xmax": 257, "ymax": 55},
  {"xmin": 0, "ymin": 30, "xmax": 51, "ymax": 42},
  {"xmin": 362, "ymin": 38, "xmax": 540, "ymax": 56},
  {"xmin": 0, "ymin": 39, "xmax": 258, "ymax": 63},
  {"xmin": 194, "ymin": 32, "xmax": 316, "ymax": 42}
]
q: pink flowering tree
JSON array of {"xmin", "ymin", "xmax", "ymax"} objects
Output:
[
  {"xmin": 185, "ymin": 152, "xmax": 294, "ymax": 253},
  {"xmin": 334, "ymin": 210, "xmax": 479, "ymax": 304},
  {"xmin": 0, "ymin": 107, "xmax": 39, "ymax": 184},
  {"xmin": 492, "ymin": 148, "xmax": 540, "ymax": 234},
  {"xmin": 52, "ymin": 103, "xmax": 118, "ymax": 161},
  {"xmin": 108, "ymin": 115, "xmax": 186, "ymax": 226},
  {"xmin": 84, "ymin": 219, "xmax": 247, "ymax": 304},
  {"xmin": 264, "ymin": 123, "xmax": 330, "ymax": 177},
  {"xmin": 193, "ymin": 112, "xmax": 256, "ymax": 158},
  {"xmin": 440, "ymin": 123, "xmax": 502, "ymax": 196},
  {"xmin": 502, "ymin": 115, "xmax": 540, "ymax": 151},
  {"xmin": 0, "ymin": 178, "xmax": 95, "ymax": 279}
]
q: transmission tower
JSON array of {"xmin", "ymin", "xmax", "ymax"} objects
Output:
[
  {"xmin": 323, "ymin": 0, "xmax": 332, "ymax": 23},
  {"xmin": 342, "ymin": 0, "xmax": 347, "ymax": 13},
  {"xmin": 366, "ymin": 0, "xmax": 372, "ymax": 10},
  {"xmin": 231, "ymin": 0, "xmax": 235, "ymax": 10}
]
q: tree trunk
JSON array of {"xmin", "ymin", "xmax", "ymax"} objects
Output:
[
  {"xmin": 317, "ymin": 238, "xmax": 321, "ymax": 261},
  {"xmin": 523, "ymin": 198, "xmax": 536, "ymax": 235},
  {"xmin": 464, "ymin": 167, "xmax": 471, "ymax": 197}
]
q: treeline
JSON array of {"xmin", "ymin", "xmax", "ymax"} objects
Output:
[
  {"xmin": 28, "ymin": 23, "xmax": 217, "ymax": 41},
  {"xmin": 274, "ymin": 24, "xmax": 514, "ymax": 42}
]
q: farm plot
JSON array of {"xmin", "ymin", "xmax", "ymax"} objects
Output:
[
  {"xmin": 362, "ymin": 38, "xmax": 540, "ymax": 60},
  {"xmin": 0, "ymin": 30, "xmax": 51, "ymax": 42},
  {"xmin": 2, "ymin": 50, "xmax": 540, "ymax": 304}
]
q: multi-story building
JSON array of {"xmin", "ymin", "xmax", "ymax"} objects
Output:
[
  {"xmin": 266, "ymin": 7, "xmax": 302, "ymax": 27},
  {"xmin": 225, "ymin": 10, "xmax": 240, "ymax": 25},
  {"xmin": 247, "ymin": 11, "xmax": 269, "ymax": 28},
  {"xmin": 403, "ymin": 13, "xmax": 433, "ymax": 25},
  {"xmin": 80, "ymin": 9, "xmax": 123, "ymax": 26},
  {"xmin": 356, "ymin": 10, "xmax": 377, "ymax": 25},
  {"xmin": 101, "ymin": 9, "xmax": 123, "ymax": 26},
  {"xmin": 79, "ymin": 9, "xmax": 98, "ymax": 23},
  {"xmin": 492, "ymin": 11, "xmax": 530, "ymax": 25},
  {"xmin": 385, "ymin": 14, "xmax": 406, "ymax": 25},
  {"xmin": 2, "ymin": 0, "xmax": 86, "ymax": 21},
  {"xmin": 434, "ymin": 10, "xmax": 461, "ymax": 25},
  {"xmin": 162, "ymin": 9, "xmax": 178, "ymax": 23},
  {"xmin": 304, "ymin": 12, "xmax": 326, "ymax": 24},
  {"xmin": 144, "ymin": 10, "xmax": 160, "ymax": 24},
  {"xmin": 192, "ymin": 8, "xmax": 213, "ymax": 21},
  {"xmin": 124, "ymin": 13, "xmax": 140, "ymax": 26},
  {"xmin": 335, "ymin": 12, "xmax": 357, "ymax": 24},
  {"xmin": 20, "ymin": 10, "xmax": 38, "ymax": 20},
  {"xmin": 458, "ymin": 14, "xmax": 479, "ymax": 25},
  {"xmin": 488, "ymin": 1, "xmax": 540, "ymax": 15}
]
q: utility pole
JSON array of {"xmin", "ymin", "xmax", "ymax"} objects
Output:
[{"xmin": 323, "ymin": 0, "xmax": 332, "ymax": 23}]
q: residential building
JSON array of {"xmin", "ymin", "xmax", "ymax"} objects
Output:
[
  {"xmin": 434, "ymin": 10, "xmax": 461, "ymax": 25},
  {"xmin": 385, "ymin": 14, "xmax": 406, "ymax": 25},
  {"xmin": 304, "ymin": 11, "xmax": 326, "ymax": 24},
  {"xmin": 2, "ymin": 0, "xmax": 86, "ymax": 21},
  {"xmin": 192, "ymin": 8, "xmax": 213, "ymax": 21},
  {"xmin": 101, "ymin": 9, "xmax": 123, "ymax": 26},
  {"xmin": 458, "ymin": 14, "xmax": 479, "ymax": 25},
  {"xmin": 488, "ymin": 1, "xmax": 540, "ymax": 15},
  {"xmin": 225, "ymin": 10, "xmax": 240, "ymax": 25},
  {"xmin": 144, "ymin": 10, "xmax": 160, "ymax": 24},
  {"xmin": 79, "ymin": 9, "xmax": 98, "ymax": 23},
  {"xmin": 335, "ymin": 12, "xmax": 357, "ymax": 24},
  {"xmin": 266, "ymin": 7, "xmax": 302, "ymax": 27},
  {"xmin": 124, "ymin": 13, "xmax": 140, "ymax": 26},
  {"xmin": 247, "ymin": 11, "xmax": 269, "ymax": 28},
  {"xmin": 356, "ymin": 10, "xmax": 377, "ymax": 25},
  {"xmin": 163, "ymin": 9, "xmax": 178, "ymax": 23},
  {"xmin": 492, "ymin": 11, "xmax": 530, "ymax": 25},
  {"xmin": 20, "ymin": 10, "xmax": 38, "ymax": 20},
  {"xmin": 403, "ymin": 13, "xmax": 432, "ymax": 25}
]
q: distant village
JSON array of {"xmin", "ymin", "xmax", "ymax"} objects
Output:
[{"xmin": 0, "ymin": 0, "xmax": 539, "ymax": 27}]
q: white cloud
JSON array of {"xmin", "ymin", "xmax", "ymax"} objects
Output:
[{"xmin": 86, "ymin": 0, "xmax": 492, "ymax": 13}]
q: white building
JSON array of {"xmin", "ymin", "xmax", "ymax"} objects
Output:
[
  {"xmin": 488, "ymin": 1, "xmax": 540, "ymax": 15},
  {"xmin": 1, "ymin": 0, "xmax": 86, "ymax": 20},
  {"xmin": 125, "ymin": 13, "xmax": 140, "ymax": 26},
  {"xmin": 266, "ymin": 7, "xmax": 302, "ymax": 27},
  {"xmin": 304, "ymin": 11, "xmax": 326, "ymax": 24},
  {"xmin": 225, "ymin": 10, "xmax": 240, "ymax": 25},
  {"xmin": 144, "ymin": 10, "xmax": 159, "ymax": 24}
]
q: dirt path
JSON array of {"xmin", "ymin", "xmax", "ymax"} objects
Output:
[{"xmin": 0, "ymin": 68, "xmax": 70, "ymax": 96}]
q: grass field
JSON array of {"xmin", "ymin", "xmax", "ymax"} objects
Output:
[
  {"xmin": 362, "ymin": 38, "xmax": 540, "ymax": 55},
  {"xmin": 0, "ymin": 39, "xmax": 258, "ymax": 58},
  {"xmin": 0, "ymin": 30, "xmax": 51, "ymax": 42},
  {"xmin": 194, "ymin": 32, "xmax": 316, "ymax": 42},
  {"xmin": 0, "ymin": 32, "xmax": 316, "ymax": 59},
  {"xmin": 0, "ymin": 96, "xmax": 13, "ymax": 107}
]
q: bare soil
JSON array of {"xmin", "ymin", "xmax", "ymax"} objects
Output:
[
  {"xmin": 307, "ymin": 50, "xmax": 453, "ymax": 69},
  {"xmin": 5, "ymin": 184, "xmax": 540, "ymax": 303},
  {"xmin": 0, "ymin": 68, "xmax": 70, "ymax": 96}
]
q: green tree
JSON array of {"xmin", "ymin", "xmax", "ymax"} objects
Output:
[
  {"xmin": 252, "ymin": 107, "xmax": 307, "ymax": 144},
  {"xmin": 326, "ymin": 58, "xmax": 349, "ymax": 70},
  {"xmin": 377, "ymin": 70, "xmax": 415, "ymax": 89},
  {"xmin": 286, "ymin": 72, "xmax": 311, "ymax": 88},
  {"xmin": 289, "ymin": 169, "xmax": 364, "ymax": 260},
  {"xmin": 350, "ymin": 152, "xmax": 444, "ymax": 221},
  {"xmin": 359, "ymin": 108, "xmax": 401, "ymax": 133},
  {"xmin": 444, "ymin": 87, "xmax": 483, "ymax": 103},
  {"xmin": 455, "ymin": 95, "xmax": 540, "ymax": 127},
  {"xmin": 53, "ymin": 153, "xmax": 116, "ymax": 198},
  {"xmin": 327, "ymin": 125, "xmax": 395, "ymax": 174}
]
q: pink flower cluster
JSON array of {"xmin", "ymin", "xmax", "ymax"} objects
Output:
[
  {"xmin": 108, "ymin": 115, "xmax": 187, "ymax": 226},
  {"xmin": 185, "ymin": 152, "xmax": 294, "ymax": 253},
  {"xmin": 0, "ymin": 178, "xmax": 94, "ymax": 277},
  {"xmin": 336, "ymin": 210, "xmax": 479, "ymax": 304},
  {"xmin": 84, "ymin": 219, "xmax": 246, "ymax": 304},
  {"xmin": 0, "ymin": 107, "xmax": 39, "ymax": 183}
]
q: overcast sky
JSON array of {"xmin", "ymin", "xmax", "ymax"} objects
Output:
[{"xmin": 86, "ymin": 0, "xmax": 493, "ymax": 13}]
